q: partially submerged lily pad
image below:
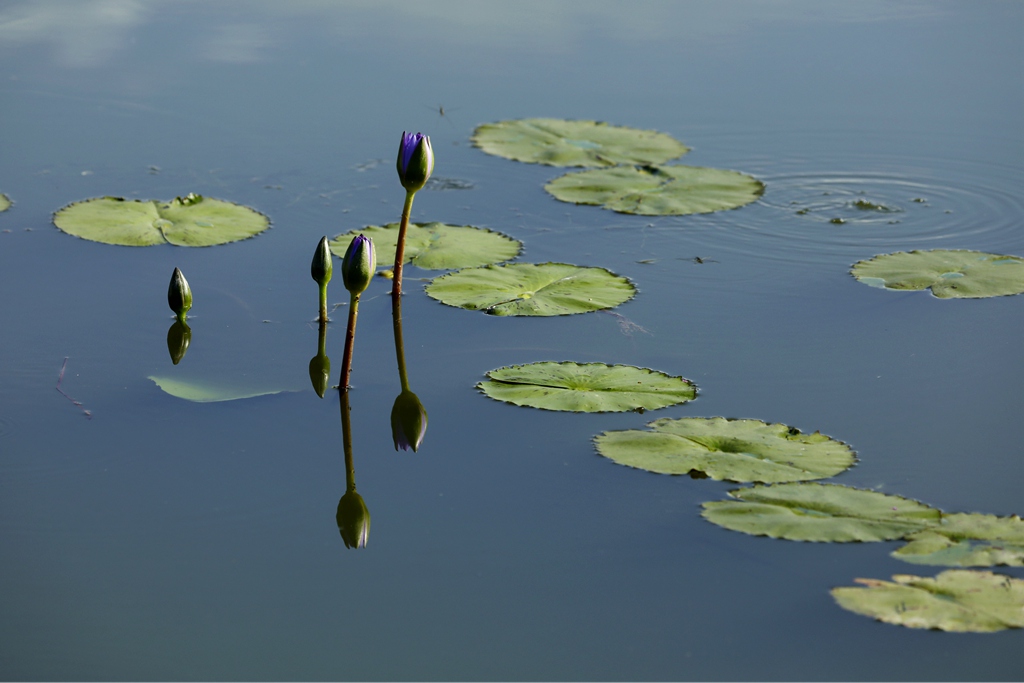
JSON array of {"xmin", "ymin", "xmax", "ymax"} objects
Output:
[
  {"xmin": 892, "ymin": 513, "xmax": 1024, "ymax": 567},
  {"xmin": 149, "ymin": 376, "xmax": 299, "ymax": 402},
  {"xmin": 426, "ymin": 262, "xmax": 636, "ymax": 316},
  {"xmin": 831, "ymin": 570, "xmax": 1024, "ymax": 632},
  {"xmin": 701, "ymin": 483, "xmax": 941, "ymax": 542},
  {"xmin": 545, "ymin": 164, "xmax": 764, "ymax": 216},
  {"xmin": 478, "ymin": 362, "xmax": 696, "ymax": 413},
  {"xmin": 0, "ymin": 194, "xmax": 10, "ymax": 212},
  {"xmin": 471, "ymin": 118, "xmax": 688, "ymax": 167},
  {"xmin": 594, "ymin": 417, "xmax": 855, "ymax": 483},
  {"xmin": 54, "ymin": 194, "xmax": 270, "ymax": 247},
  {"xmin": 330, "ymin": 222, "xmax": 521, "ymax": 271},
  {"xmin": 852, "ymin": 250, "xmax": 1024, "ymax": 298}
]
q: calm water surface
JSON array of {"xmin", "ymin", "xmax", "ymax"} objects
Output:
[{"xmin": 1, "ymin": 2, "xmax": 1022, "ymax": 680}]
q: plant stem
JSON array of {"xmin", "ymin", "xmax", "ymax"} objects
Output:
[
  {"xmin": 318, "ymin": 282, "xmax": 328, "ymax": 324},
  {"xmin": 392, "ymin": 293, "xmax": 410, "ymax": 393},
  {"xmin": 339, "ymin": 291, "xmax": 360, "ymax": 391},
  {"xmin": 391, "ymin": 190, "xmax": 416, "ymax": 308},
  {"xmin": 339, "ymin": 389, "xmax": 356, "ymax": 493}
]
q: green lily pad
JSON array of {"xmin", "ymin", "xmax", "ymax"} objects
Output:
[
  {"xmin": 892, "ymin": 513, "xmax": 1024, "ymax": 567},
  {"xmin": 329, "ymin": 222, "xmax": 521, "ymax": 271},
  {"xmin": 148, "ymin": 375, "xmax": 299, "ymax": 402},
  {"xmin": 545, "ymin": 164, "xmax": 764, "ymax": 216},
  {"xmin": 701, "ymin": 483, "xmax": 941, "ymax": 542},
  {"xmin": 471, "ymin": 118, "xmax": 688, "ymax": 168},
  {"xmin": 852, "ymin": 250, "xmax": 1024, "ymax": 298},
  {"xmin": 0, "ymin": 194, "xmax": 10, "ymax": 212},
  {"xmin": 831, "ymin": 570, "xmax": 1024, "ymax": 632},
  {"xmin": 425, "ymin": 262, "xmax": 636, "ymax": 316},
  {"xmin": 54, "ymin": 194, "xmax": 270, "ymax": 247},
  {"xmin": 594, "ymin": 417, "xmax": 855, "ymax": 483},
  {"xmin": 478, "ymin": 362, "xmax": 696, "ymax": 413}
]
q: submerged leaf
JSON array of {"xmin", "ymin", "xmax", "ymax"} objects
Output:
[
  {"xmin": 852, "ymin": 250, "xmax": 1024, "ymax": 298},
  {"xmin": 892, "ymin": 513, "xmax": 1024, "ymax": 567},
  {"xmin": 426, "ymin": 262, "xmax": 636, "ymax": 316},
  {"xmin": 330, "ymin": 222, "xmax": 521, "ymax": 271},
  {"xmin": 701, "ymin": 483, "xmax": 941, "ymax": 542},
  {"xmin": 545, "ymin": 164, "xmax": 764, "ymax": 216},
  {"xmin": 831, "ymin": 570, "xmax": 1024, "ymax": 632},
  {"xmin": 471, "ymin": 118, "xmax": 688, "ymax": 167},
  {"xmin": 148, "ymin": 376, "xmax": 299, "ymax": 402},
  {"xmin": 595, "ymin": 417, "xmax": 855, "ymax": 483},
  {"xmin": 478, "ymin": 362, "xmax": 696, "ymax": 413},
  {"xmin": 0, "ymin": 193, "xmax": 10, "ymax": 212},
  {"xmin": 53, "ymin": 195, "xmax": 270, "ymax": 247}
]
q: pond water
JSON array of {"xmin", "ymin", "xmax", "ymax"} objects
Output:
[{"xmin": 1, "ymin": 2, "xmax": 1022, "ymax": 680}]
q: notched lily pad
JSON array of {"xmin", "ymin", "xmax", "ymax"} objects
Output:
[
  {"xmin": 0, "ymin": 194, "xmax": 10, "ymax": 212},
  {"xmin": 478, "ymin": 362, "xmax": 696, "ymax": 413},
  {"xmin": 54, "ymin": 194, "xmax": 270, "ymax": 247},
  {"xmin": 330, "ymin": 222, "xmax": 521, "ymax": 271},
  {"xmin": 426, "ymin": 262, "xmax": 636, "ymax": 316},
  {"xmin": 893, "ymin": 513, "xmax": 1024, "ymax": 567},
  {"xmin": 594, "ymin": 417, "xmax": 855, "ymax": 483},
  {"xmin": 831, "ymin": 570, "xmax": 1024, "ymax": 632},
  {"xmin": 148, "ymin": 376, "xmax": 299, "ymax": 402},
  {"xmin": 471, "ymin": 118, "xmax": 688, "ymax": 168},
  {"xmin": 701, "ymin": 483, "xmax": 941, "ymax": 542},
  {"xmin": 852, "ymin": 250, "xmax": 1024, "ymax": 298},
  {"xmin": 545, "ymin": 164, "xmax": 764, "ymax": 216}
]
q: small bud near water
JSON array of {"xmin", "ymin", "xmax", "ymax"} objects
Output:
[
  {"xmin": 311, "ymin": 236, "xmax": 333, "ymax": 289},
  {"xmin": 391, "ymin": 389, "xmax": 428, "ymax": 452},
  {"xmin": 396, "ymin": 131, "xmax": 434, "ymax": 193},
  {"xmin": 168, "ymin": 267, "xmax": 192, "ymax": 323},
  {"xmin": 342, "ymin": 234, "xmax": 376, "ymax": 295}
]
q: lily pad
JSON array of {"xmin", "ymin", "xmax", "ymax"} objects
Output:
[
  {"xmin": 831, "ymin": 570, "xmax": 1024, "ymax": 632},
  {"xmin": 0, "ymin": 194, "xmax": 10, "ymax": 212},
  {"xmin": 545, "ymin": 164, "xmax": 764, "ymax": 216},
  {"xmin": 148, "ymin": 376, "xmax": 299, "ymax": 403},
  {"xmin": 852, "ymin": 250, "xmax": 1024, "ymax": 298},
  {"xmin": 478, "ymin": 362, "xmax": 696, "ymax": 413},
  {"xmin": 594, "ymin": 417, "xmax": 855, "ymax": 483},
  {"xmin": 426, "ymin": 262, "xmax": 636, "ymax": 316},
  {"xmin": 701, "ymin": 483, "xmax": 941, "ymax": 542},
  {"xmin": 54, "ymin": 194, "xmax": 270, "ymax": 247},
  {"xmin": 330, "ymin": 222, "xmax": 521, "ymax": 271},
  {"xmin": 471, "ymin": 118, "xmax": 688, "ymax": 167},
  {"xmin": 892, "ymin": 513, "xmax": 1024, "ymax": 567}
]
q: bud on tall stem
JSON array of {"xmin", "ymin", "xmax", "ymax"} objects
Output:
[{"xmin": 311, "ymin": 236, "xmax": 333, "ymax": 323}]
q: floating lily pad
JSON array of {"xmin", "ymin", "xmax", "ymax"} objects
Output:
[
  {"xmin": 0, "ymin": 194, "xmax": 10, "ymax": 212},
  {"xmin": 148, "ymin": 376, "xmax": 299, "ymax": 402},
  {"xmin": 54, "ymin": 194, "xmax": 270, "ymax": 247},
  {"xmin": 471, "ymin": 118, "xmax": 688, "ymax": 168},
  {"xmin": 852, "ymin": 250, "xmax": 1024, "ymax": 298},
  {"xmin": 545, "ymin": 164, "xmax": 764, "ymax": 216},
  {"xmin": 478, "ymin": 362, "xmax": 696, "ymax": 413},
  {"xmin": 594, "ymin": 417, "xmax": 855, "ymax": 483},
  {"xmin": 892, "ymin": 513, "xmax": 1024, "ymax": 567},
  {"xmin": 330, "ymin": 222, "xmax": 521, "ymax": 271},
  {"xmin": 701, "ymin": 483, "xmax": 941, "ymax": 542},
  {"xmin": 426, "ymin": 262, "xmax": 636, "ymax": 316},
  {"xmin": 831, "ymin": 570, "xmax": 1024, "ymax": 632}
]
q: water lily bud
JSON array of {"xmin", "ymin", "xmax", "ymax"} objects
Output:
[
  {"xmin": 308, "ymin": 352, "xmax": 331, "ymax": 398},
  {"xmin": 396, "ymin": 131, "xmax": 434, "ymax": 192},
  {"xmin": 168, "ymin": 267, "xmax": 192, "ymax": 323},
  {"xmin": 336, "ymin": 490, "xmax": 370, "ymax": 549},
  {"xmin": 391, "ymin": 389, "xmax": 428, "ymax": 452},
  {"xmin": 166, "ymin": 320, "xmax": 191, "ymax": 365},
  {"xmin": 311, "ymin": 235, "xmax": 333, "ymax": 288},
  {"xmin": 342, "ymin": 234, "xmax": 376, "ymax": 295}
]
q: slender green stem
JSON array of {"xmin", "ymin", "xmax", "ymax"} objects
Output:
[
  {"xmin": 339, "ymin": 291, "xmax": 360, "ymax": 391},
  {"xmin": 392, "ymin": 294, "xmax": 410, "ymax": 393},
  {"xmin": 339, "ymin": 389, "xmax": 356, "ymax": 493},
  {"xmin": 391, "ymin": 190, "xmax": 416, "ymax": 307},
  {"xmin": 318, "ymin": 281, "xmax": 328, "ymax": 324},
  {"xmin": 316, "ymin": 320, "xmax": 328, "ymax": 358}
]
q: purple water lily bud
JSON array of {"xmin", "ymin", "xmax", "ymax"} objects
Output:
[
  {"xmin": 391, "ymin": 389, "xmax": 428, "ymax": 452},
  {"xmin": 341, "ymin": 233, "xmax": 376, "ymax": 295},
  {"xmin": 396, "ymin": 131, "xmax": 434, "ymax": 192}
]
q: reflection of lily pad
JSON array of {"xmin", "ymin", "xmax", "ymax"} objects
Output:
[
  {"xmin": 54, "ymin": 194, "xmax": 270, "ymax": 247},
  {"xmin": 478, "ymin": 362, "xmax": 696, "ymax": 413},
  {"xmin": 426, "ymin": 262, "xmax": 636, "ymax": 316},
  {"xmin": 595, "ymin": 417, "xmax": 855, "ymax": 483},
  {"xmin": 852, "ymin": 250, "xmax": 1024, "ymax": 298},
  {"xmin": 330, "ymin": 222, "xmax": 521, "ymax": 271},
  {"xmin": 893, "ymin": 513, "xmax": 1024, "ymax": 567},
  {"xmin": 831, "ymin": 570, "xmax": 1024, "ymax": 632},
  {"xmin": 148, "ymin": 376, "xmax": 299, "ymax": 402},
  {"xmin": 701, "ymin": 483, "xmax": 941, "ymax": 542},
  {"xmin": 0, "ymin": 194, "xmax": 10, "ymax": 212},
  {"xmin": 471, "ymin": 118, "xmax": 688, "ymax": 168},
  {"xmin": 545, "ymin": 164, "xmax": 764, "ymax": 216}
]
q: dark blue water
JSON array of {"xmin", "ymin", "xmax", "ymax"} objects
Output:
[{"xmin": 1, "ymin": 2, "xmax": 1022, "ymax": 680}]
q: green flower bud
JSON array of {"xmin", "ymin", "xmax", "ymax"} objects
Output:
[
  {"xmin": 391, "ymin": 389, "xmax": 428, "ymax": 452},
  {"xmin": 166, "ymin": 320, "xmax": 191, "ymax": 365},
  {"xmin": 342, "ymin": 234, "xmax": 376, "ymax": 295},
  {"xmin": 311, "ymin": 235, "xmax": 333, "ymax": 288},
  {"xmin": 396, "ymin": 131, "xmax": 434, "ymax": 193},
  {"xmin": 168, "ymin": 267, "xmax": 192, "ymax": 323},
  {"xmin": 308, "ymin": 352, "xmax": 331, "ymax": 398},
  {"xmin": 336, "ymin": 490, "xmax": 370, "ymax": 549}
]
